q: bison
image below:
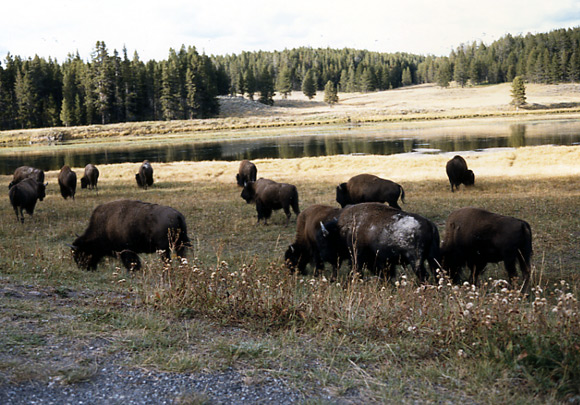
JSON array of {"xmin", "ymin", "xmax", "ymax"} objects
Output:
[
  {"xmin": 441, "ymin": 207, "xmax": 532, "ymax": 293},
  {"xmin": 8, "ymin": 178, "xmax": 47, "ymax": 223},
  {"xmin": 316, "ymin": 202, "xmax": 440, "ymax": 281},
  {"xmin": 8, "ymin": 166, "xmax": 45, "ymax": 189},
  {"xmin": 445, "ymin": 155, "xmax": 474, "ymax": 192},
  {"xmin": 136, "ymin": 160, "xmax": 154, "ymax": 189},
  {"xmin": 336, "ymin": 174, "xmax": 405, "ymax": 210},
  {"xmin": 80, "ymin": 163, "xmax": 99, "ymax": 192},
  {"xmin": 70, "ymin": 199, "xmax": 190, "ymax": 271},
  {"xmin": 236, "ymin": 160, "xmax": 257, "ymax": 187},
  {"xmin": 241, "ymin": 178, "xmax": 300, "ymax": 226},
  {"xmin": 285, "ymin": 204, "xmax": 341, "ymax": 276},
  {"xmin": 58, "ymin": 165, "xmax": 77, "ymax": 200}
]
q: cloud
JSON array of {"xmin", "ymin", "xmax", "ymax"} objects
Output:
[{"xmin": 1, "ymin": 0, "xmax": 579, "ymax": 63}]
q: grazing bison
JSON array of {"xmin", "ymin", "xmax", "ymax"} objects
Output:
[
  {"xmin": 445, "ymin": 155, "xmax": 474, "ymax": 192},
  {"xmin": 241, "ymin": 178, "xmax": 300, "ymax": 226},
  {"xmin": 236, "ymin": 160, "xmax": 257, "ymax": 186},
  {"xmin": 336, "ymin": 174, "xmax": 405, "ymax": 210},
  {"xmin": 135, "ymin": 160, "xmax": 154, "ymax": 189},
  {"xmin": 8, "ymin": 166, "xmax": 45, "ymax": 189},
  {"xmin": 441, "ymin": 207, "xmax": 532, "ymax": 293},
  {"xmin": 58, "ymin": 165, "xmax": 77, "ymax": 200},
  {"xmin": 70, "ymin": 199, "xmax": 190, "ymax": 271},
  {"xmin": 80, "ymin": 164, "xmax": 99, "ymax": 192},
  {"xmin": 285, "ymin": 204, "xmax": 341, "ymax": 276},
  {"xmin": 8, "ymin": 178, "xmax": 47, "ymax": 223},
  {"xmin": 316, "ymin": 202, "xmax": 440, "ymax": 281}
]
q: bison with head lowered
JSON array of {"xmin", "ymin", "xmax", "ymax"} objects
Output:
[
  {"xmin": 236, "ymin": 160, "xmax": 257, "ymax": 187},
  {"xmin": 241, "ymin": 178, "xmax": 300, "ymax": 226},
  {"xmin": 8, "ymin": 178, "xmax": 47, "ymax": 223},
  {"xmin": 316, "ymin": 202, "xmax": 440, "ymax": 281},
  {"xmin": 336, "ymin": 174, "xmax": 405, "ymax": 210},
  {"xmin": 136, "ymin": 160, "xmax": 154, "ymax": 189},
  {"xmin": 285, "ymin": 204, "xmax": 341, "ymax": 276},
  {"xmin": 81, "ymin": 163, "xmax": 99, "ymax": 192},
  {"xmin": 445, "ymin": 155, "xmax": 474, "ymax": 192},
  {"xmin": 441, "ymin": 207, "xmax": 532, "ymax": 293},
  {"xmin": 70, "ymin": 199, "xmax": 190, "ymax": 271}
]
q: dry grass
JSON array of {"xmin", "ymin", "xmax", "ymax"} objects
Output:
[{"xmin": 0, "ymin": 144, "xmax": 579, "ymax": 402}]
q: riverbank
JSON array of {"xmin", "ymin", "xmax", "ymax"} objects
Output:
[{"xmin": 1, "ymin": 83, "xmax": 580, "ymax": 146}]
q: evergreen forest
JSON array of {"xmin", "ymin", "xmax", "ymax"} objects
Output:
[{"xmin": 1, "ymin": 27, "xmax": 579, "ymax": 131}]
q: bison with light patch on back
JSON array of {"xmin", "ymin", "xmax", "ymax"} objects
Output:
[
  {"xmin": 58, "ymin": 165, "xmax": 77, "ymax": 200},
  {"xmin": 8, "ymin": 166, "xmax": 45, "ymax": 189},
  {"xmin": 285, "ymin": 204, "xmax": 341, "ymax": 276},
  {"xmin": 445, "ymin": 155, "xmax": 474, "ymax": 192},
  {"xmin": 336, "ymin": 174, "xmax": 405, "ymax": 210},
  {"xmin": 316, "ymin": 202, "xmax": 440, "ymax": 281},
  {"xmin": 70, "ymin": 199, "xmax": 190, "ymax": 271},
  {"xmin": 441, "ymin": 207, "xmax": 532, "ymax": 293},
  {"xmin": 9, "ymin": 178, "xmax": 47, "ymax": 223},
  {"xmin": 236, "ymin": 160, "xmax": 257, "ymax": 186},
  {"xmin": 136, "ymin": 160, "xmax": 154, "ymax": 189},
  {"xmin": 80, "ymin": 163, "xmax": 99, "ymax": 192},
  {"xmin": 241, "ymin": 178, "xmax": 300, "ymax": 226}
]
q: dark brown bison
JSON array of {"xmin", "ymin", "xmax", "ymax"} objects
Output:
[
  {"xmin": 236, "ymin": 160, "xmax": 257, "ymax": 186},
  {"xmin": 80, "ymin": 164, "xmax": 99, "ymax": 192},
  {"xmin": 441, "ymin": 207, "xmax": 532, "ymax": 293},
  {"xmin": 336, "ymin": 174, "xmax": 405, "ymax": 210},
  {"xmin": 285, "ymin": 204, "xmax": 341, "ymax": 276},
  {"xmin": 8, "ymin": 166, "xmax": 45, "ymax": 189},
  {"xmin": 316, "ymin": 203, "xmax": 440, "ymax": 281},
  {"xmin": 445, "ymin": 155, "xmax": 475, "ymax": 192},
  {"xmin": 70, "ymin": 199, "xmax": 190, "ymax": 271},
  {"xmin": 8, "ymin": 178, "xmax": 47, "ymax": 223},
  {"xmin": 241, "ymin": 178, "xmax": 300, "ymax": 226},
  {"xmin": 135, "ymin": 160, "xmax": 154, "ymax": 189},
  {"xmin": 58, "ymin": 165, "xmax": 77, "ymax": 200}
]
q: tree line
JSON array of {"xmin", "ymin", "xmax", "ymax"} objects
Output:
[{"xmin": 1, "ymin": 27, "xmax": 579, "ymax": 131}]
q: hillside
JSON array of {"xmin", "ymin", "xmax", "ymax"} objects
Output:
[{"xmin": 2, "ymin": 83, "xmax": 580, "ymax": 146}]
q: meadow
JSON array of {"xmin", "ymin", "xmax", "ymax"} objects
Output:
[{"xmin": 1, "ymin": 144, "xmax": 579, "ymax": 403}]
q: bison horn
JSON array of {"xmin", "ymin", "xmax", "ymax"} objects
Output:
[
  {"xmin": 319, "ymin": 221, "xmax": 329, "ymax": 237},
  {"xmin": 65, "ymin": 243, "xmax": 77, "ymax": 250}
]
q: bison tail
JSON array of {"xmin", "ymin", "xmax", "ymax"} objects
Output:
[{"xmin": 399, "ymin": 185, "xmax": 406, "ymax": 204}]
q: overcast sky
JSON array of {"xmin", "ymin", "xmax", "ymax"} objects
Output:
[{"xmin": 2, "ymin": 0, "xmax": 580, "ymax": 62}]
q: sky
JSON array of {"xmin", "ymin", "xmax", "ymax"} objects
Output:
[{"xmin": 1, "ymin": 0, "xmax": 580, "ymax": 63}]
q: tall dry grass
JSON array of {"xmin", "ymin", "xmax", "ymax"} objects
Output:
[{"xmin": 0, "ymin": 144, "xmax": 579, "ymax": 402}]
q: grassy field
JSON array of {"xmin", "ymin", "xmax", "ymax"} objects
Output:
[{"xmin": 1, "ymin": 145, "xmax": 579, "ymax": 403}]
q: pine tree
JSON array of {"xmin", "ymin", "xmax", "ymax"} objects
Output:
[
  {"xmin": 436, "ymin": 59, "xmax": 452, "ymax": 88},
  {"xmin": 276, "ymin": 66, "xmax": 292, "ymax": 99},
  {"xmin": 258, "ymin": 66, "xmax": 275, "ymax": 105},
  {"xmin": 301, "ymin": 69, "xmax": 316, "ymax": 99},
  {"xmin": 401, "ymin": 67, "xmax": 412, "ymax": 86},
  {"xmin": 510, "ymin": 76, "xmax": 526, "ymax": 108},
  {"xmin": 323, "ymin": 80, "xmax": 338, "ymax": 106}
]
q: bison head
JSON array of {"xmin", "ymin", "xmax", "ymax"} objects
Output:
[
  {"xmin": 464, "ymin": 170, "xmax": 475, "ymax": 186},
  {"xmin": 81, "ymin": 176, "xmax": 89, "ymax": 189},
  {"xmin": 240, "ymin": 182, "xmax": 256, "ymax": 203},
  {"xmin": 37, "ymin": 182, "xmax": 48, "ymax": 201},
  {"xmin": 335, "ymin": 183, "xmax": 350, "ymax": 208},
  {"xmin": 284, "ymin": 244, "xmax": 301, "ymax": 271}
]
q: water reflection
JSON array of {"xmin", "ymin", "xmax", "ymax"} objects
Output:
[{"xmin": 1, "ymin": 120, "xmax": 580, "ymax": 175}]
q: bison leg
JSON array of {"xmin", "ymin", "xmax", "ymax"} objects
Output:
[
  {"xmin": 389, "ymin": 199, "xmax": 402, "ymax": 210},
  {"xmin": 517, "ymin": 250, "xmax": 531, "ymax": 294},
  {"xmin": 283, "ymin": 206, "xmax": 292, "ymax": 226},
  {"xmin": 120, "ymin": 250, "xmax": 141, "ymax": 271},
  {"xmin": 15, "ymin": 206, "xmax": 24, "ymax": 223}
]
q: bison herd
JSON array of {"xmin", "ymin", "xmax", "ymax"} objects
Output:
[{"xmin": 6, "ymin": 154, "xmax": 532, "ymax": 292}]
